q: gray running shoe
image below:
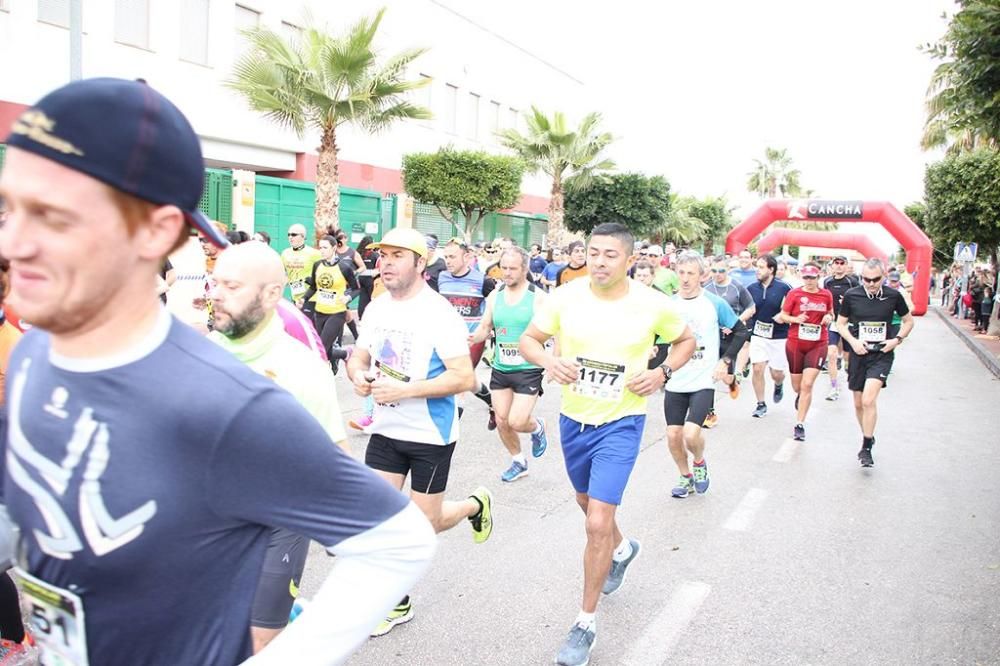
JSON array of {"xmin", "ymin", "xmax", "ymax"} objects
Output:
[
  {"xmin": 603, "ymin": 538, "xmax": 641, "ymax": 595},
  {"xmin": 555, "ymin": 623, "xmax": 596, "ymax": 666}
]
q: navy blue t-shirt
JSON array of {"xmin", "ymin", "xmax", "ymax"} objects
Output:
[
  {"xmin": 747, "ymin": 279, "xmax": 793, "ymax": 340},
  {"xmin": 1, "ymin": 314, "xmax": 408, "ymax": 665}
]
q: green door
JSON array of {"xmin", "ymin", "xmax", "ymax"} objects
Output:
[
  {"xmin": 199, "ymin": 168, "xmax": 234, "ymax": 226},
  {"xmin": 254, "ymin": 175, "xmax": 318, "ymax": 252}
]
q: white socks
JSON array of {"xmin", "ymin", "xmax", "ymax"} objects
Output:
[
  {"xmin": 531, "ymin": 419, "xmax": 543, "ymax": 434},
  {"xmin": 575, "ymin": 610, "xmax": 596, "ymax": 631},
  {"xmin": 612, "ymin": 537, "xmax": 632, "ymax": 562},
  {"xmin": 513, "ymin": 453, "xmax": 527, "ymax": 466}
]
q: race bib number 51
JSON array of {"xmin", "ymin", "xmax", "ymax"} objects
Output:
[
  {"xmin": 572, "ymin": 357, "xmax": 625, "ymax": 401},
  {"xmin": 15, "ymin": 568, "xmax": 88, "ymax": 665}
]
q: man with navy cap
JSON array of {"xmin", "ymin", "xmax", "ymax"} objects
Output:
[{"xmin": 0, "ymin": 78, "xmax": 435, "ymax": 665}]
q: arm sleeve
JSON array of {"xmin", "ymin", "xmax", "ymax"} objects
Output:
[
  {"xmin": 302, "ymin": 262, "xmax": 320, "ymax": 302},
  {"xmin": 722, "ymin": 319, "xmax": 749, "ymax": 360},
  {"xmin": 341, "ymin": 263, "xmax": 361, "ymax": 301},
  {"xmin": 839, "ymin": 292, "xmax": 854, "ymax": 320},
  {"xmin": 482, "ymin": 277, "xmax": 496, "ymax": 298}
]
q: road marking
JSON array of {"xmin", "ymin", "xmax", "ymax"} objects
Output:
[
  {"xmin": 723, "ymin": 488, "xmax": 768, "ymax": 531},
  {"xmin": 772, "ymin": 438, "xmax": 800, "ymax": 463},
  {"xmin": 621, "ymin": 581, "xmax": 711, "ymax": 665}
]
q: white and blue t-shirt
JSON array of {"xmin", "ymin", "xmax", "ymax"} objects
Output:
[
  {"xmin": 357, "ymin": 286, "xmax": 470, "ymax": 446},
  {"xmin": 1, "ymin": 311, "xmax": 410, "ymax": 665},
  {"xmin": 668, "ymin": 291, "xmax": 739, "ymax": 393}
]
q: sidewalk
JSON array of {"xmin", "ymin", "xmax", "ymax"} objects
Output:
[{"xmin": 932, "ymin": 305, "xmax": 1000, "ymax": 379}]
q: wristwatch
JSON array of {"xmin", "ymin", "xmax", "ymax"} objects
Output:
[
  {"xmin": 660, "ymin": 365, "xmax": 673, "ymax": 382},
  {"xmin": 895, "ymin": 335, "xmax": 905, "ymax": 343}
]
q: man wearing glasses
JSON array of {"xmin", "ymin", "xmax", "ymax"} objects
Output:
[
  {"xmin": 281, "ymin": 223, "xmax": 322, "ymax": 310},
  {"xmin": 821, "ymin": 255, "xmax": 859, "ymax": 401},
  {"xmin": 835, "ymin": 258, "xmax": 914, "ymax": 467}
]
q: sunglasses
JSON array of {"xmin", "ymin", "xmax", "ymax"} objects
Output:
[
  {"xmin": 710, "ymin": 268, "xmax": 727, "ymax": 273},
  {"xmin": 802, "ymin": 275, "xmax": 819, "ymax": 279},
  {"xmin": 833, "ymin": 260, "xmax": 846, "ymax": 265},
  {"xmin": 861, "ymin": 276, "xmax": 882, "ymax": 284},
  {"xmin": 287, "ymin": 232, "xmax": 302, "ymax": 237},
  {"xmin": 448, "ymin": 237, "xmax": 470, "ymax": 250}
]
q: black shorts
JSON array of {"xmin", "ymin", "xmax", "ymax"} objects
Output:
[
  {"xmin": 847, "ymin": 351, "xmax": 894, "ymax": 392},
  {"xmin": 365, "ymin": 434, "xmax": 456, "ymax": 494},
  {"xmin": 490, "ymin": 368, "xmax": 545, "ymax": 396},
  {"xmin": 664, "ymin": 388, "xmax": 715, "ymax": 427},
  {"xmin": 251, "ymin": 528, "xmax": 309, "ymax": 628}
]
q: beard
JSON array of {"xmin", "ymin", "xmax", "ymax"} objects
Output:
[{"xmin": 214, "ymin": 294, "xmax": 266, "ymax": 339}]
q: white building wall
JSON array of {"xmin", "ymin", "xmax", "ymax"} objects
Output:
[{"xmin": 0, "ymin": 0, "xmax": 587, "ymax": 198}]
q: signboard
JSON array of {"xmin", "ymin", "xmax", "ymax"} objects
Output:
[
  {"xmin": 787, "ymin": 200, "xmax": 864, "ymax": 220},
  {"xmin": 954, "ymin": 242, "xmax": 978, "ymax": 262}
]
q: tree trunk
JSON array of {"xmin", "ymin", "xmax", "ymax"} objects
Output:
[
  {"xmin": 546, "ymin": 174, "xmax": 565, "ymax": 250},
  {"xmin": 314, "ymin": 126, "xmax": 340, "ymax": 244},
  {"xmin": 988, "ymin": 299, "xmax": 1000, "ymax": 337}
]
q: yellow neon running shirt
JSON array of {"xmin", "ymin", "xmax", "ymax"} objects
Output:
[
  {"xmin": 532, "ymin": 277, "xmax": 687, "ymax": 425},
  {"xmin": 311, "ymin": 262, "xmax": 349, "ymax": 315},
  {"xmin": 281, "ymin": 245, "xmax": 322, "ymax": 301}
]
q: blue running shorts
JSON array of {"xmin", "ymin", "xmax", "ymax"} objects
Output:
[{"xmin": 559, "ymin": 414, "xmax": 646, "ymax": 505}]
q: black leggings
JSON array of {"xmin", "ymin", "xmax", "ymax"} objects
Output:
[
  {"xmin": 0, "ymin": 572, "xmax": 25, "ymax": 643},
  {"xmin": 314, "ymin": 311, "xmax": 347, "ymax": 373}
]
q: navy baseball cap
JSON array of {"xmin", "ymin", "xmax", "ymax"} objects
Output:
[{"xmin": 5, "ymin": 77, "xmax": 228, "ymax": 247}]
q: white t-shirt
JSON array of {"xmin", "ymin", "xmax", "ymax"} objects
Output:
[
  {"xmin": 667, "ymin": 291, "xmax": 738, "ymax": 393},
  {"xmin": 357, "ymin": 286, "xmax": 470, "ymax": 445}
]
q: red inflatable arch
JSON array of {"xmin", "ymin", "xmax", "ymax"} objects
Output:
[
  {"xmin": 726, "ymin": 200, "xmax": 931, "ymax": 315},
  {"xmin": 755, "ymin": 228, "xmax": 889, "ymax": 263}
]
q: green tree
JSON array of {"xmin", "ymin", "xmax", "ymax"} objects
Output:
[
  {"xmin": 924, "ymin": 148, "xmax": 1000, "ymax": 266},
  {"xmin": 682, "ymin": 195, "xmax": 737, "ymax": 255},
  {"xmin": 921, "ymin": 1, "xmax": 1000, "ymax": 153},
  {"xmin": 402, "ymin": 148, "xmax": 525, "ymax": 242},
  {"xmin": 657, "ymin": 194, "xmax": 709, "ymax": 247},
  {"xmin": 746, "ymin": 147, "xmax": 803, "ymax": 198},
  {"xmin": 563, "ymin": 172, "xmax": 670, "ymax": 239},
  {"xmin": 228, "ymin": 9, "xmax": 430, "ymax": 240},
  {"xmin": 497, "ymin": 107, "xmax": 615, "ymax": 248}
]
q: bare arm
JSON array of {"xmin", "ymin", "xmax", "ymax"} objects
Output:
[
  {"xmin": 836, "ymin": 314, "xmax": 867, "ymax": 356},
  {"xmin": 626, "ymin": 325, "xmax": 697, "ymax": 396},
  {"xmin": 469, "ymin": 292, "xmax": 496, "ymax": 345},
  {"xmin": 520, "ymin": 323, "xmax": 580, "ymax": 384}
]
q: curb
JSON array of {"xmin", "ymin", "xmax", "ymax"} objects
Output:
[{"xmin": 932, "ymin": 307, "xmax": 1000, "ymax": 380}]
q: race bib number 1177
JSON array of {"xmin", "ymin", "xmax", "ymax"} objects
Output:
[{"xmin": 572, "ymin": 357, "xmax": 625, "ymax": 401}]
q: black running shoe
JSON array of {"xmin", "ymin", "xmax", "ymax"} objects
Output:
[
  {"xmin": 858, "ymin": 447, "xmax": 874, "ymax": 467},
  {"xmin": 774, "ymin": 383, "xmax": 784, "ymax": 403},
  {"xmin": 487, "ymin": 409, "xmax": 497, "ymax": 431},
  {"xmin": 752, "ymin": 402, "xmax": 767, "ymax": 418},
  {"xmin": 793, "ymin": 424, "xmax": 805, "ymax": 441}
]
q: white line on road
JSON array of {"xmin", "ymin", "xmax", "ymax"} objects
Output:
[
  {"xmin": 723, "ymin": 488, "xmax": 768, "ymax": 531},
  {"xmin": 621, "ymin": 581, "xmax": 711, "ymax": 666},
  {"xmin": 772, "ymin": 438, "xmax": 800, "ymax": 463}
]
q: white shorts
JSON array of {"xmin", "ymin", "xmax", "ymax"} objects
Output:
[{"xmin": 749, "ymin": 335, "xmax": 790, "ymax": 371}]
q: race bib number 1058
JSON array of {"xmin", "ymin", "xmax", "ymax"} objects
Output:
[{"xmin": 572, "ymin": 357, "xmax": 625, "ymax": 401}]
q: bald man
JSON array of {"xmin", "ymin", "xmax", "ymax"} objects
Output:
[
  {"xmin": 281, "ymin": 223, "xmax": 322, "ymax": 308},
  {"xmin": 208, "ymin": 242, "xmax": 352, "ymax": 653}
]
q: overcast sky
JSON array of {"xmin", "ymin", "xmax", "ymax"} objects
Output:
[{"xmin": 439, "ymin": 0, "xmax": 956, "ymax": 250}]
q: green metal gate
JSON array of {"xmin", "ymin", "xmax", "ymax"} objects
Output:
[
  {"xmin": 412, "ymin": 202, "xmax": 546, "ymax": 247},
  {"xmin": 199, "ymin": 168, "xmax": 234, "ymax": 226}
]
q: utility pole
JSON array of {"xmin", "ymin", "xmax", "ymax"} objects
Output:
[{"xmin": 69, "ymin": 0, "xmax": 82, "ymax": 81}]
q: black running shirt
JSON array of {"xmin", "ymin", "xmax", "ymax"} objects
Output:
[
  {"xmin": 823, "ymin": 275, "xmax": 860, "ymax": 317},
  {"xmin": 838, "ymin": 285, "xmax": 910, "ymax": 341}
]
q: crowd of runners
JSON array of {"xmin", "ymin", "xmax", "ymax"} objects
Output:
[{"xmin": 0, "ymin": 78, "xmax": 917, "ymax": 665}]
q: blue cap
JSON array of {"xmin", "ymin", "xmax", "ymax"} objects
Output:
[{"xmin": 5, "ymin": 77, "xmax": 228, "ymax": 247}]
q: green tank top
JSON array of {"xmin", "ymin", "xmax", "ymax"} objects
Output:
[{"xmin": 493, "ymin": 284, "xmax": 539, "ymax": 372}]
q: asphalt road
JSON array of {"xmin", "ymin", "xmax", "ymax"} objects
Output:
[{"xmin": 301, "ymin": 312, "xmax": 1000, "ymax": 665}]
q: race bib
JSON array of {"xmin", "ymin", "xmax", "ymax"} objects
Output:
[
  {"xmin": 799, "ymin": 323, "xmax": 822, "ymax": 341},
  {"xmin": 372, "ymin": 359, "xmax": 411, "ymax": 408},
  {"xmin": 497, "ymin": 342, "xmax": 524, "ymax": 366},
  {"xmin": 572, "ymin": 357, "xmax": 625, "ymax": 401},
  {"xmin": 318, "ymin": 290, "xmax": 341, "ymax": 307},
  {"xmin": 753, "ymin": 321, "xmax": 774, "ymax": 338},
  {"xmin": 289, "ymin": 279, "xmax": 306, "ymax": 296},
  {"xmin": 858, "ymin": 321, "xmax": 887, "ymax": 343},
  {"xmin": 15, "ymin": 568, "xmax": 89, "ymax": 665}
]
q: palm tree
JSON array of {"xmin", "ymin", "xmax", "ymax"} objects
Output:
[
  {"xmin": 228, "ymin": 9, "xmax": 430, "ymax": 240},
  {"xmin": 497, "ymin": 107, "xmax": 614, "ymax": 248},
  {"xmin": 746, "ymin": 147, "xmax": 803, "ymax": 198},
  {"xmin": 922, "ymin": 61, "xmax": 999, "ymax": 154},
  {"xmin": 657, "ymin": 196, "xmax": 708, "ymax": 247}
]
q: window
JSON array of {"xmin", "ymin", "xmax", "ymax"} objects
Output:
[
  {"xmin": 234, "ymin": 4, "xmax": 260, "ymax": 56},
  {"xmin": 415, "ymin": 74, "xmax": 432, "ymax": 112},
  {"xmin": 467, "ymin": 93, "xmax": 480, "ymax": 140},
  {"xmin": 38, "ymin": 0, "xmax": 69, "ymax": 27},
  {"xmin": 489, "ymin": 100, "xmax": 501, "ymax": 135},
  {"xmin": 281, "ymin": 21, "xmax": 303, "ymax": 45},
  {"xmin": 443, "ymin": 84, "xmax": 458, "ymax": 134},
  {"xmin": 508, "ymin": 107, "xmax": 519, "ymax": 131},
  {"xmin": 115, "ymin": 0, "xmax": 150, "ymax": 49},
  {"xmin": 180, "ymin": 0, "xmax": 210, "ymax": 64}
]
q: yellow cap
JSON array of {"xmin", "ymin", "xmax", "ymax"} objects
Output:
[{"xmin": 370, "ymin": 228, "xmax": 428, "ymax": 258}]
